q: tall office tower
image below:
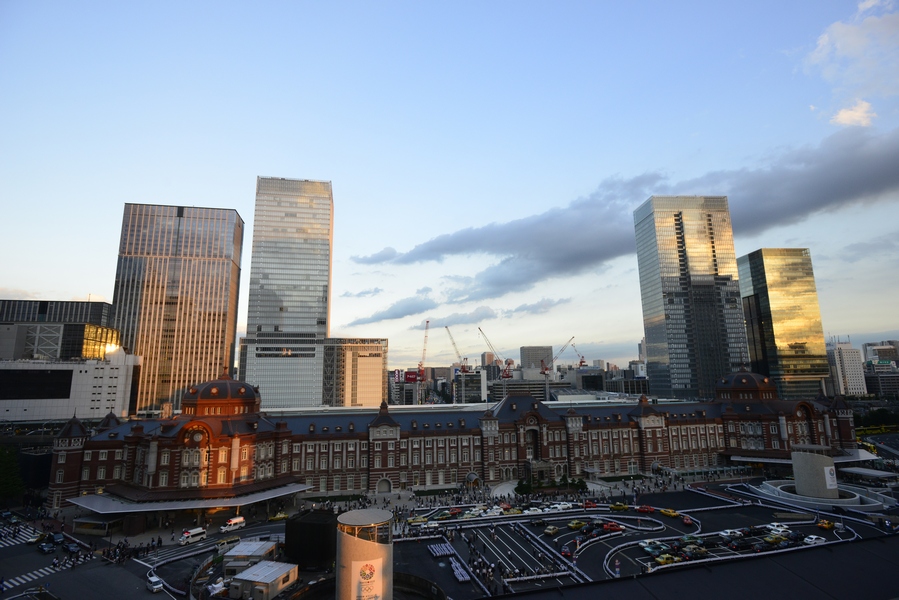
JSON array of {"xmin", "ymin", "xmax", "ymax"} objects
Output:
[
  {"xmin": 322, "ymin": 338, "xmax": 388, "ymax": 407},
  {"xmin": 520, "ymin": 346, "xmax": 552, "ymax": 370},
  {"xmin": 634, "ymin": 196, "xmax": 748, "ymax": 399},
  {"xmin": 827, "ymin": 341, "xmax": 868, "ymax": 396},
  {"xmin": 481, "ymin": 351, "xmax": 495, "ymax": 367},
  {"xmin": 0, "ymin": 300, "xmax": 120, "ymax": 361},
  {"xmin": 112, "ymin": 204, "xmax": 244, "ymax": 415},
  {"xmin": 638, "ymin": 337, "xmax": 646, "ymax": 362},
  {"xmin": 239, "ymin": 177, "xmax": 334, "ymax": 408},
  {"xmin": 738, "ymin": 249, "xmax": 829, "ymax": 399}
]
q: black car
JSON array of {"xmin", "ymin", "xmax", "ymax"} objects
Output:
[
  {"xmin": 776, "ymin": 540, "xmax": 797, "ymax": 550},
  {"xmin": 784, "ymin": 531, "xmax": 803, "ymax": 541},
  {"xmin": 581, "ymin": 525, "xmax": 595, "ymax": 535},
  {"xmin": 51, "ymin": 533, "xmax": 65, "ymax": 545},
  {"xmin": 728, "ymin": 539, "xmax": 752, "ymax": 551},
  {"xmin": 530, "ymin": 518, "xmax": 547, "ymax": 526},
  {"xmin": 65, "ymin": 542, "xmax": 81, "ymax": 553},
  {"xmin": 37, "ymin": 542, "xmax": 56, "ymax": 554},
  {"xmin": 560, "ymin": 544, "xmax": 572, "ymax": 558},
  {"xmin": 751, "ymin": 542, "xmax": 769, "ymax": 553}
]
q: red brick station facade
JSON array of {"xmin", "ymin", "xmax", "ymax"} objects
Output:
[{"xmin": 48, "ymin": 369, "xmax": 858, "ymax": 518}]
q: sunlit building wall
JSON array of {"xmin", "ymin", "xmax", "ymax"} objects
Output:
[
  {"xmin": 738, "ymin": 248, "xmax": 829, "ymax": 399},
  {"xmin": 239, "ymin": 177, "xmax": 333, "ymax": 408},
  {"xmin": 112, "ymin": 204, "xmax": 244, "ymax": 414},
  {"xmin": 322, "ymin": 338, "xmax": 388, "ymax": 408},
  {"xmin": 827, "ymin": 342, "xmax": 868, "ymax": 396},
  {"xmin": 634, "ymin": 196, "xmax": 748, "ymax": 399}
]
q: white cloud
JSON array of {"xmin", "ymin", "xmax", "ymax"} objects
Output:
[
  {"xmin": 806, "ymin": 5, "xmax": 899, "ymax": 98},
  {"xmin": 831, "ymin": 99, "xmax": 878, "ymax": 126}
]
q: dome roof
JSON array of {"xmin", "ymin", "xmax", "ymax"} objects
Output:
[
  {"xmin": 57, "ymin": 413, "xmax": 88, "ymax": 438},
  {"xmin": 716, "ymin": 368, "xmax": 776, "ymax": 392},
  {"xmin": 182, "ymin": 373, "xmax": 259, "ymax": 402}
]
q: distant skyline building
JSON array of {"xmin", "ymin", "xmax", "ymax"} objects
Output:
[
  {"xmin": 0, "ymin": 300, "xmax": 120, "ymax": 362},
  {"xmin": 112, "ymin": 203, "xmax": 244, "ymax": 414},
  {"xmin": 322, "ymin": 338, "xmax": 388, "ymax": 408},
  {"xmin": 634, "ymin": 195, "xmax": 748, "ymax": 399},
  {"xmin": 827, "ymin": 341, "xmax": 868, "ymax": 396},
  {"xmin": 239, "ymin": 177, "xmax": 334, "ymax": 409},
  {"xmin": 481, "ymin": 351, "xmax": 495, "ymax": 367},
  {"xmin": 862, "ymin": 341, "xmax": 899, "ymax": 363},
  {"xmin": 520, "ymin": 346, "xmax": 552, "ymax": 370},
  {"xmin": 738, "ymin": 248, "xmax": 829, "ymax": 399}
]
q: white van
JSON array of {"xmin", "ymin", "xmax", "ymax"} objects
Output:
[
  {"xmin": 220, "ymin": 516, "xmax": 246, "ymax": 533},
  {"xmin": 178, "ymin": 527, "xmax": 207, "ymax": 545},
  {"xmin": 146, "ymin": 575, "xmax": 164, "ymax": 593}
]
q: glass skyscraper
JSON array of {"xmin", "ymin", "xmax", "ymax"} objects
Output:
[
  {"xmin": 634, "ymin": 196, "xmax": 748, "ymax": 399},
  {"xmin": 112, "ymin": 204, "xmax": 244, "ymax": 415},
  {"xmin": 738, "ymin": 248, "xmax": 829, "ymax": 399},
  {"xmin": 239, "ymin": 177, "xmax": 333, "ymax": 408}
]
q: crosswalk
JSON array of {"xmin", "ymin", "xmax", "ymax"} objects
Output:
[
  {"xmin": 0, "ymin": 524, "xmax": 38, "ymax": 548},
  {"xmin": 0, "ymin": 562, "xmax": 73, "ymax": 593}
]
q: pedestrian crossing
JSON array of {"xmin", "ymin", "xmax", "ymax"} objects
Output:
[
  {"xmin": 0, "ymin": 562, "xmax": 72, "ymax": 592},
  {"xmin": 0, "ymin": 524, "xmax": 38, "ymax": 548}
]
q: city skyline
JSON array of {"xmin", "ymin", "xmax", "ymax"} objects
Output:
[{"xmin": 2, "ymin": 2, "xmax": 898, "ymax": 371}]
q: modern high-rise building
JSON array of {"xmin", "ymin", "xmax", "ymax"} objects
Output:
[
  {"xmin": 737, "ymin": 248, "xmax": 829, "ymax": 399},
  {"xmin": 239, "ymin": 177, "xmax": 334, "ymax": 409},
  {"xmin": 827, "ymin": 341, "xmax": 868, "ymax": 396},
  {"xmin": 862, "ymin": 341, "xmax": 899, "ymax": 363},
  {"xmin": 112, "ymin": 204, "xmax": 244, "ymax": 415},
  {"xmin": 520, "ymin": 346, "xmax": 552, "ymax": 370},
  {"xmin": 634, "ymin": 195, "xmax": 748, "ymax": 399},
  {"xmin": 0, "ymin": 300, "xmax": 120, "ymax": 361},
  {"xmin": 322, "ymin": 338, "xmax": 388, "ymax": 408}
]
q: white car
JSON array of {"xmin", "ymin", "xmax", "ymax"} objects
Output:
[
  {"xmin": 766, "ymin": 522, "xmax": 789, "ymax": 530},
  {"xmin": 555, "ymin": 502, "xmax": 573, "ymax": 510},
  {"xmin": 523, "ymin": 507, "xmax": 543, "ymax": 515},
  {"xmin": 146, "ymin": 575, "xmax": 164, "ymax": 593},
  {"xmin": 769, "ymin": 526, "xmax": 791, "ymax": 535},
  {"xmin": 482, "ymin": 507, "xmax": 503, "ymax": 517},
  {"xmin": 720, "ymin": 529, "xmax": 743, "ymax": 538},
  {"xmin": 803, "ymin": 535, "xmax": 826, "ymax": 545}
]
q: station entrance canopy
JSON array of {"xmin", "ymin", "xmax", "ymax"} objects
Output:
[
  {"xmin": 729, "ymin": 447, "xmax": 878, "ymax": 465},
  {"xmin": 67, "ymin": 482, "xmax": 311, "ymax": 515}
]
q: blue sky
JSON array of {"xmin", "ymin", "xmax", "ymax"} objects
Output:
[{"xmin": 2, "ymin": 1, "xmax": 897, "ymax": 370}]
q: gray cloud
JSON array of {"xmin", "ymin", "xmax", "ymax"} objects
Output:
[
  {"xmin": 352, "ymin": 247, "xmax": 398, "ymax": 264},
  {"xmin": 508, "ymin": 298, "xmax": 572, "ymax": 315},
  {"xmin": 350, "ymin": 127, "xmax": 899, "ymax": 303},
  {"xmin": 409, "ymin": 306, "xmax": 499, "ymax": 329},
  {"xmin": 840, "ymin": 230, "xmax": 899, "ymax": 263},
  {"xmin": 340, "ymin": 287, "xmax": 383, "ymax": 298},
  {"xmin": 346, "ymin": 295, "xmax": 438, "ymax": 327}
]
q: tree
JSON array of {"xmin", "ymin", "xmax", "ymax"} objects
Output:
[
  {"xmin": 0, "ymin": 447, "xmax": 25, "ymax": 505},
  {"xmin": 559, "ymin": 473, "xmax": 570, "ymax": 490},
  {"xmin": 514, "ymin": 479, "xmax": 532, "ymax": 495}
]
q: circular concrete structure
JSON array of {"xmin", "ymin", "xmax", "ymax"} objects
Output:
[{"xmin": 336, "ymin": 509, "xmax": 394, "ymax": 600}]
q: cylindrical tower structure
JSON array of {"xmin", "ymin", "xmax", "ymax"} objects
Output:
[{"xmin": 336, "ymin": 509, "xmax": 393, "ymax": 600}]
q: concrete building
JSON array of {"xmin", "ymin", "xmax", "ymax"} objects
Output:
[
  {"xmin": 223, "ymin": 540, "xmax": 278, "ymax": 577},
  {"xmin": 862, "ymin": 341, "xmax": 899, "ymax": 362},
  {"xmin": 0, "ymin": 349, "xmax": 140, "ymax": 421},
  {"xmin": 228, "ymin": 561, "xmax": 298, "ymax": 600},
  {"xmin": 336, "ymin": 509, "xmax": 393, "ymax": 600},
  {"xmin": 738, "ymin": 248, "xmax": 829, "ymax": 399},
  {"xmin": 520, "ymin": 346, "xmax": 552, "ymax": 370},
  {"xmin": 827, "ymin": 341, "xmax": 868, "ymax": 396},
  {"xmin": 634, "ymin": 196, "xmax": 749, "ymax": 399},
  {"xmin": 239, "ymin": 177, "xmax": 333, "ymax": 409},
  {"xmin": 864, "ymin": 361, "xmax": 899, "ymax": 399},
  {"xmin": 112, "ymin": 204, "xmax": 244, "ymax": 415},
  {"xmin": 322, "ymin": 338, "xmax": 388, "ymax": 407}
]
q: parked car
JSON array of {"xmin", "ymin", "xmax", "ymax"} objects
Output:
[
  {"xmin": 720, "ymin": 529, "xmax": 743, "ymax": 538},
  {"xmin": 751, "ymin": 542, "xmax": 770, "ymax": 553},
  {"xmin": 728, "ymin": 539, "xmax": 753, "ymax": 551},
  {"xmin": 609, "ymin": 502, "xmax": 629, "ymax": 512},
  {"xmin": 803, "ymin": 535, "xmax": 827, "ymax": 545},
  {"xmin": 407, "ymin": 515, "xmax": 428, "ymax": 524},
  {"xmin": 567, "ymin": 519, "xmax": 587, "ymax": 530},
  {"xmin": 678, "ymin": 535, "xmax": 703, "ymax": 546},
  {"xmin": 776, "ymin": 540, "xmax": 797, "ymax": 550},
  {"xmin": 654, "ymin": 553, "xmax": 682, "ymax": 565},
  {"xmin": 679, "ymin": 545, "xmax": 708, "ymax": 560},
  {"xmin": 766, "ymin": 522, "xmax": 789, "ymax": 531},
  {"xmin": 660, "ymin": 508, "xmax": 680, "ymax": 518},
  {"xmin": 268, "ymin": 511, "xmax": 289, "ymax": 521},
  {"xmin": 448, "ymin": 507, "xmax": 463, "ymax": 516},
  {"xmin": 763, "ymin": 534, "xmax": 787, "ymax": 544},
  {"xmin": 544, "ymin": 525, "xmax": 560, "ymax": 536},
  {"xmin": 433, "ymin": 511, "xmax": 453, "ymax": 521},
  {"xmin": 581, "ymin": 500, "xmax": 597, "ymax": 508},
  {"xmin": 642, "ymin": 543, "xmax": 671, "ymax": 557}
]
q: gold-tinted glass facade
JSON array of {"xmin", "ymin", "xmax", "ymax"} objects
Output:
[
  {"xmin": 634, "ymin": 196, "xmax": 748, "ymax": 399},
  {"xmin": 738, "ymin": 248, "xmax": 828, "ymax": 398},
  {"xmin": 239, "ymin": 177, "xmax": 333, "ymax": 408},
  {"xmin": 112, "ymin": 204, "xmax": 244, "ymax": 414}
]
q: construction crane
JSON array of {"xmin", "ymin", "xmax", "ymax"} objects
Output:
[
  {"xmin": 418, "ymin": 320, "xmax": 429, "ymax": 404},
  {"xmin": 541, "ymin": 336, "xmax": 574, "ymax": 402},
  {"xmin": 445, "ymin": 326, "xmax": 469, "ymax": 404},
  {"xmin": 571, "ymin": 342, "xmax": 588, "ymax": 368},
  {"xmin": 478, "ymin": 326, "xmax": 514, "ymax": 399}
]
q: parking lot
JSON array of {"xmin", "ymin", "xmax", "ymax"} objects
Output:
[{"xmin": 394, "ymin": 487, "xmax": 888, "ymax": 598}]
